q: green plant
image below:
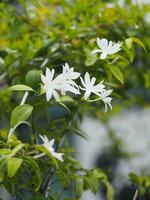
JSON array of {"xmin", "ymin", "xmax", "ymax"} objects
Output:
[{"xmin": 0, "ymin": 0, "xmax": 149, "ymax": 199}]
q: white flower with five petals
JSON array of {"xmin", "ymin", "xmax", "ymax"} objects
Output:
[
  {"xmin": 91, "ymin": 37, "xmax": 122, "ymax": 59},
  {"xmin": 80, "ymin": 72, "xmax": 105, "ymax": 100},
  {"xmin": 40, "ymin": 135, "xmax": 64, "ymax": 162},
  {"xmin": 41, "ymin": 68, "xmax": 60, "ymax": 101}
]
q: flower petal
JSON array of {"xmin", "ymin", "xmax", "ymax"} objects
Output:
[
  {"xmin": 83, "ymin": 90, "xmax": 91, "ymax": 100},
  {"xmin": 49, "ymin": 138, "xmax": 55, "ymax": 146},
  {"xmin": 52, "ymin": 152, "xmax": 64, "ymax": 162},
  {"xmin": 100, "ymin": 52, "xmax": 107, "ymax": 59},
  {"xmin": 46, "ymin": 89, "xmax": 53, "ymax": 101},
  {"xmin": 97, "ymin": 38, "xmax": 108, "ymax": 50},
  {"xmin": 107, "ymin": 45, "xmax": 121, "ymax": 54},
  {"xmin": 84, "ymin": 72, "xmax": 91, "ymax": 85}
]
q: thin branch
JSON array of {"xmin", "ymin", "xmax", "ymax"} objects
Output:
[{"xmin": 133, "ymin": 189, "xmax": 138, "ymax": 200}]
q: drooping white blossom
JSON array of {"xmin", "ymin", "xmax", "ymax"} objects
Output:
[
  {"xmin": 80, "ymin": 72, "xmax": 105, "ymax": 100},
  {"xmin": 55, "ymin": 63, "xmax": 80, "ymax": 95},
  {"xmin": 91, "ymin": 37, "xmax": 122, "ymax": 59},
  {"xmin": 40, "ymin": 135, "xmax": 64, "ymax": 162},
  {"xmin": 99, "ymin": 89, "xmax": 113, "ymax": 112},
  {"xmin": 41, "ymin": 68, "xmax": 60, "ymax": 101}
]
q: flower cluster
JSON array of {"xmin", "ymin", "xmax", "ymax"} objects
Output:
[
  {"xmin": 41, "ymin": 63, "xmax": 112, "ymax": 112},
  {"xmin": 39, "ymin": 37, "xmax": 123, "ymax": 161}
]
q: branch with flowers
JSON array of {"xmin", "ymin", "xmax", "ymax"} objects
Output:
[
  {"xmin": 2, "ymin": 19, "xmax": 148, "ymax": 199},
  {"xmin": 0, "ymin": 37, "xmax": 123, "ymax": 200},
  {"xmin": 0, "ymin": 29, "xmax": 146, "ymax": 199},
  {"xmin": 0, "ymin": 1, "xmax": 147, "ymax": 199}
]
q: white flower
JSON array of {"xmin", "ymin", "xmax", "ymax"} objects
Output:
[
  {"xmin": 80, "ymin": 72, "xmax": 105, "ymax": 100},
  {"xmin": 91, "ymin": 37, "xmax": 122, "ymax": 59},
  {"xmin": 41, "ymin": 68, "xmax": 60, "ymax": 101},
  {"xmin": 99, "ymin": 89, "xmax": 113, "ymax": 112},
  {"xmin": 40, "ymin": 135, "xmax": 64, "ymax": 162},
  {"xmin": 55, "ymin": 63, "xmax": 80, "ymax": 95},
  {"xmin": 62, "ymin": 63, "xmax": 80, "ymax": 80}
]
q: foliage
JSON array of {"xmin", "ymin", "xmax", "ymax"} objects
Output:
[
  {"xmin": 130, "ymin": 173, "xmax": 150, "ymax": 198},
  {"xmin": 0, "ymin": 0, "xmax": 150, "ymax": 199}
]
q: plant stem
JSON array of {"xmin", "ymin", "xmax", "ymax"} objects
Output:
[
  {"xmin": 133, "ymin": 189, "xmax": 138, "ymax": 200},
  {"xmin": 20, "ymin": 91, "xmax": 29, "ymax": 105}
]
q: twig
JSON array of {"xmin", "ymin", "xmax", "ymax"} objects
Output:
[
  {"xmin": 133, "ymin": 189, "xmax": 138, "ymax": 200},
  {"xmin": 20, "ymin": 91, "xmax": 29, "ymax": 105}
]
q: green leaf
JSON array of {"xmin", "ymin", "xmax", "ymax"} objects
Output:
[
  {"xmin": 122, "ymin": 45, "xmax": 135, "ymax": 63},
  {"xmin": 8, "ymin": 84, "xmax": 34, "ymax": 92},
  {"xmin": 25, "ymin": 70, "xmax": 42, "ymax": 89},
  {"xmin": 8, "ymin": 143, "xmax": 27, "ymax": 158},
  {"xmin": 131, "ymin": 37, "xmax": 147, "ymax": 52},
  {"xmin": 85, "ymin": 55, "xmax": 98, "ymax": 66},
  {"xmin": 0, "ymin": 149, "xmax": 11, "ymax": 155},
  {"xmin": 109, "ymin": 65, "xmax": 124, "ymax": 84},
  {"xmin": 109, "ymin": 54, "xmax": 129, "ymax": 65},
  {"xmin": 125, "ymin": 38, "xmax": 133, "ymax": 49},
  {"xmin": 23, "ymin": 156, "xmax": 42, "ymax": 191},
  {"xmin": 10, "ymin": 104, "xmax": 33, "ymax": 127},
  {"xmin": 83, "ymin": 176, "xmax": 99, "ymax": 193},
  {"xmin": 2, "ymin": 144, "xmax": 27, "ymax": 174},
  {"xmin": 7, "ymin": 157, "xmax": 23, "ymax": 177},
  {"xmin": 59, "ymin": 96, "xmax": 76, "ymax": 104},
  {"xmin": 103, "ymin": 179, "xmax": 114, "ymax": 200},
  {"xmin": 58, "ymin": 102, "xmax": 71, "ymax": 114},
  {"xmin": 71, "ymin": 127, "xmax": 88, "ymax": 139}
]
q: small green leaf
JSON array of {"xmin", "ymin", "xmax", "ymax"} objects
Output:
[
  {"xmin": 10, "ymin": 104, "xmax": 33, "ymax": 127},
  {"xmin": 71, "ymin": 128, "xmax": 88, "ymax": 139},
  {"xmin": 109, "ymin": 54, "xmax": 129, "ymax": 64},
  {"xmin": 59, "ymin": 96, "xmax": 76, "ymax": 104},
  {"xmin": 131, "ymin": 37, "xmax": 147, "ymax": 52},
  {"xmin": 85, "ymin": 55, "xmax": 98, "ymax": 66},
  {"xmin": 25, "ymin": 70, "xmax": 42, "ymax": 89},
  {"xmin": 125, "ymin": 38, "xmax": 133, "ymax": 49},
  {"xmin": 9, "ymin": 84, "xmax": 34, "ymax": 92},
  {"xmin": 7, "ymin": 157, "xmax": 23, "ymax": 177},
  {"xmin": 109, "ymin": 65, "xmax": 124, "ymax": 84},
  {"xmin": 84, "ymin": 47, "xmax": 98, "ymax": 66},
  {"xmin": 0, "ymin": 149, "xmax": 11, "ymax": 155}
]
